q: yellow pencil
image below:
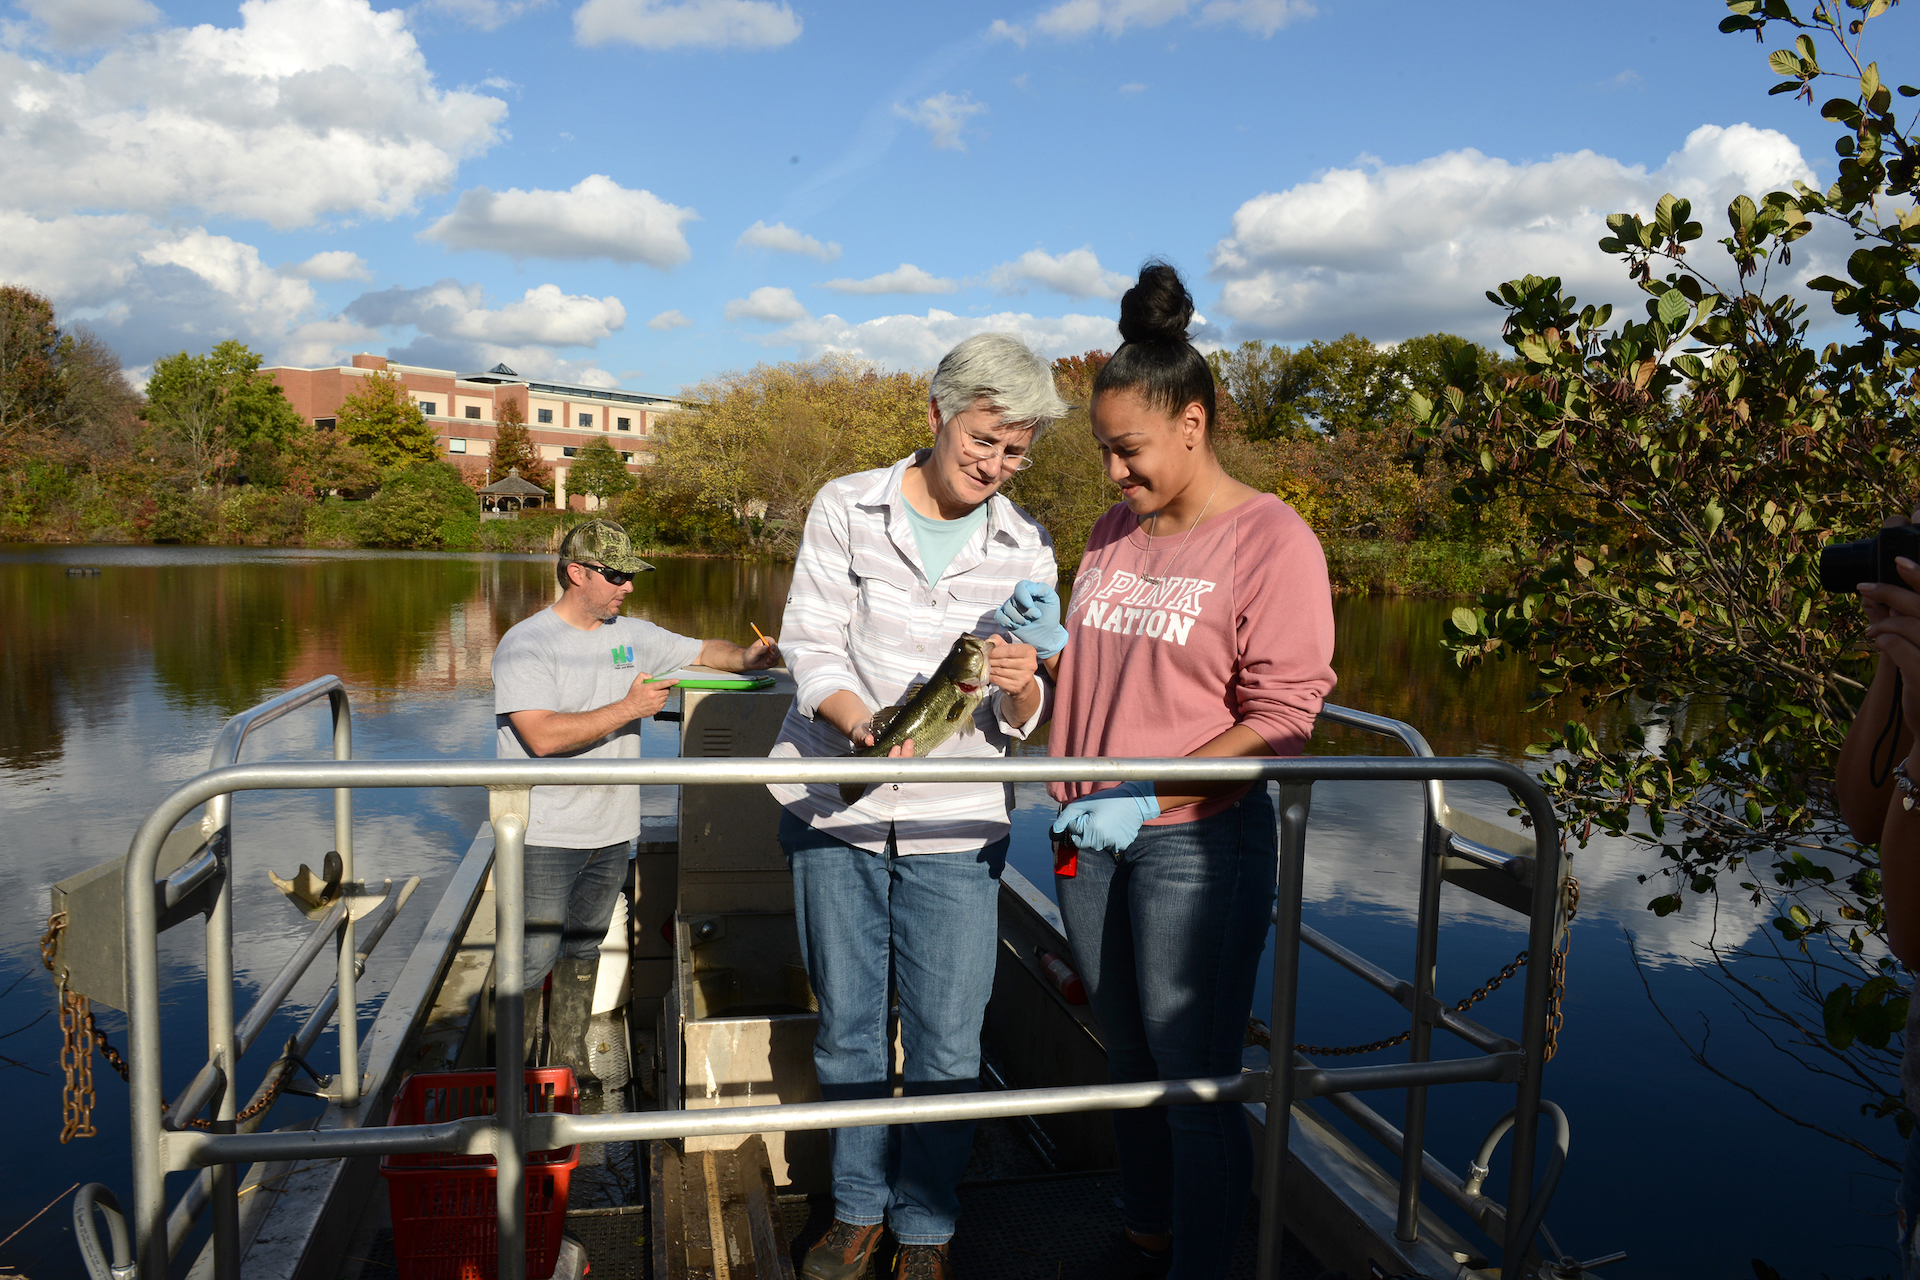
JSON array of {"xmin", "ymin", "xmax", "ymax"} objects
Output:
[{"xmin": 751, "ymin": 622, "xmax": 771, "ymax": 646}]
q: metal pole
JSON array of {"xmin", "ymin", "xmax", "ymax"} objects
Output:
[
  {"xmin": 1256, "ymin": 781, "xmax": 1312, "ymax": 1280},
  {"xmin": 1501, "ymin": 786, "xmax": 1566, "ymax": 1276},
  {"xmin": 332, "ymin": 689, "xmax": 360, "ymax": 1111},
  {"xmin": 490, "ymin": 790, "xmax": 530, "ymax": 1280},
  {"xmin": 204, "ymin": 822, "xmax": 239, "ymax": 1280},
  {"xmin": 123, "ymin": 820, "xmax": 169, "ymax": 1280},
  {"xmin": 1395, "ymin": 802, "xmax": 1446, "ymax": 1241}
]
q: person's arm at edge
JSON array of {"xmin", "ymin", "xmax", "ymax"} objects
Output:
[{"xmin": 1838, "ymin": 652, "xmax": 1907, "ymax": 845}]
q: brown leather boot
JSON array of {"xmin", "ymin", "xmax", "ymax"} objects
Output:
[
  {"xmin": 799, "ymin": 1219, "xmax": 885, "ymax": 1280},
  {"xmin": 892, "ymin": 1241, "xmax": 950, "ymax": 1280}
]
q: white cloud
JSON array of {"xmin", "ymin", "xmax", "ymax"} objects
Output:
[
  {"xmin": 995, "ymin": 0, "xmax": 1311, "ymax": 42},
  {"xmin": 410, "ymin": 0, "xmax": 548, "ymax": 30},
  {"xmin": 341, "ymin": 280, "xmax": 629, "ymax": 377},
  {"xmin": 761, "ymin": 307, "xmax": 1119, "ymax": 370},
  {"xmin": 283, "ymin": 251, "xmax": 373, "ymax": 281},
  {"xmin": 1210, "ymin": 123, "xmax": 1820, "ymax": 342},
  {"xmin": 347, "ymin": 280, "xmax": 627, "ymax": 347},
  {"xmin": 736, "ymin": 220, "xmax": 841, "ymax": 261},
  {"xmin": 0, "ymin": 0, "xmax": 506, "ymax": 229},
  {"xmin": 988, "ymin": 247, "xmax": 1130, "ymax": 300},
  {"xmin": 1118, "ymin": 82, "xmax": 1147, "ymax": 95},
  {"xmin": 649, "ymin": 309, "xmax": 695, "ymax": 330},
  {"xmin": 0, "ymin": 211, "xmax": 336, "ymax": 366},
  {"xmin": 16, "ymin": 0, "xmax": 160, "ymax": 50},
  {"xmin": 422, "ymin": 174, "xmax": 697, "ymax": 266},
  {"xmin": 894, "ymin": 92, "xmax": 987, "ymax": 151},
  {"xmin": 724, "ymin": 286, "xmax": 809, "ymax": 323},
  {"xmin": 573, "ymin": 0, "xmax": 801, "ymax": 49},
  {"xmin": 820, "ymin": 264, "xmax": 957, "ymax": 296}
]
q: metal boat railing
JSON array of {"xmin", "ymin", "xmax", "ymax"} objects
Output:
[{"xmin": 82, "ymin": 728, "xmax": 1571, "ymax": 1280}]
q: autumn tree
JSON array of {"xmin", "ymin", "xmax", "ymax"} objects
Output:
[
  {"xmin": 0, "ymin": 287, "xmax": 62, "ymax": 456},
  {"xmin": 568, "ymin": 436, "xmax": 634, "ymax": 506},
  {"xmin": 1207, "ymin": 341, "xmax": 1314, "ymax": 441},
  {"xmin": 654, "ymin": 355, "xmax": 930, "ymax": 556},
  {"xmin": 145, "ymin": 341, "xmax": 304, "ymax": 490},
  {"xmin": 338, "ymin": 369, "xmax": 439, "ymax": 474},
  {"xmin": 282, "ymin": 421, "xmax": 378, "ymax": 498},
  {"xmin": 488, "ymin": 397, "xmax": 552, "ymax": 490}
]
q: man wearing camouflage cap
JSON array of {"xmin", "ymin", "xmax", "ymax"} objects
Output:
[{"xmin": 493, "ymin": 518, "xmax": 780, "ymax": 1091}]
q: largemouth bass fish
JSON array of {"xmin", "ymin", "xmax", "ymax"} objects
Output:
[{"xmin": 839, "ymin": 634, "xmax": 991, "ymax": 806}]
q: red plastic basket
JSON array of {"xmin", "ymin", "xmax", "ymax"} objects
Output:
[{"xmin": 380, "ymin": 1069, "xmax": 580, "ymax": 1280}]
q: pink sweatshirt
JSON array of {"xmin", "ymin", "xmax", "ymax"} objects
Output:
[{"xmin": 1047, "ymin": 493, "xmax": 1337, "ymax": 824}]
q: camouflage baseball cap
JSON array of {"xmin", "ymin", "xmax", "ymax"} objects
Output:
[{"xmin": 559, "ymin": 519, "xmax": 654, "ymax": 574}]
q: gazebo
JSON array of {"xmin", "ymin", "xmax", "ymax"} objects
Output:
[{"xmin": 478, "ymin": 468, "xmax": 550, "ymax": 518}]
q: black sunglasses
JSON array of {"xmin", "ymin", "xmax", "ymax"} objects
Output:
[{"xmin": 574, "ymin": 562, "xmax": 635, "ymax": 587}]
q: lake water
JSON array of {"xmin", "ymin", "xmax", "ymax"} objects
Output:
[{"xmin": 0, "ymin": 545, "xmax": 1897, "ymax": 1278}]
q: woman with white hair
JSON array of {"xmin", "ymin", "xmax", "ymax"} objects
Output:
[{"xmin": 768, "ymin": 333, "xmax": 1072, "ymax": 1280}]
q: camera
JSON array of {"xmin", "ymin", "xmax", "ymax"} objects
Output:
[{"xmin": 1819, "ymin": 524, "xmax": 1920, "ymax": 591}]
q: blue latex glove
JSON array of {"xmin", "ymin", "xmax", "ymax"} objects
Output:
[
  {"xmin": 1051, "ymin": 780, "xmax": 1160, "ymax": 853},
  {"xmin": 994, "ymin": 579, "xmax": 1068, "ymax": 658}
]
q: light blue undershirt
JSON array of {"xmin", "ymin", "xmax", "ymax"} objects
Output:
[{"xmin": 903, "ymin": 501, "xmax": 988, "ymax": 585}]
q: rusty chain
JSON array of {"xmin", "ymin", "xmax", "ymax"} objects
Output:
[
  {"xmin": 41, "ymin": 913, "xmax": 297, "ymax": 1139},
  {"xmin": 1248, "ymin": 875, "xmax": 1581, "ymax": 1064}
]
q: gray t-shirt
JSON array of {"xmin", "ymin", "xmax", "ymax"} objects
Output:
[{"xmin": 493, "ymin": 608, "xmax": 702, "ymax": 848}]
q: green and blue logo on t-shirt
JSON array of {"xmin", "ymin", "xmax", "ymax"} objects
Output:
[{"xmin": 611, "ymin": 643, "xmax": 634, "ymax": 670}]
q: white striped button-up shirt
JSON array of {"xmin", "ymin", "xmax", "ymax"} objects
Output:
[{"xmin": 768, "ymin": 451, "xmax": 1057, "ymax": 855}]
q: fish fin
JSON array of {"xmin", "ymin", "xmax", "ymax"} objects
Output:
[
  {"xmin": 871, "ymin": 704, "xmax": 904, "ymax": 734},
  {"xmin": 839, "ymin": 781, "xmax": 867, "ymax": 805},
  {"xmin": 944, "ymin": 700, "xmax": 968, "ymax": 722}
]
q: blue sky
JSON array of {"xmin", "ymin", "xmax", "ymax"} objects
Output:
[{"xmin": 0, "ymin": 0, "xmax": 1863, "ymax": 394}]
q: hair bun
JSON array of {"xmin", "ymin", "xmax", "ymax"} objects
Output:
[{"xmin": 1116, "ymin": 261, "xmax": 1194, "ymax": 345}]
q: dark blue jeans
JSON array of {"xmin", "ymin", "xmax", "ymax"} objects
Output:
[
  {"xmin": 1055, "ymin": 786, "xmax": 1278, "ymax": 1280},
  {"xmin": 522, "ymin": 840, "xmax": 630, "ymax": 986},
  {"xmin": 780, "ymin": 810, "xmax": 1007, "ymax": 1245}
]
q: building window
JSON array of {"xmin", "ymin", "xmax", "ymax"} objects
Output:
[
  {"xmin": 616, "ymin": 417, "xmax": 631, "ymax": 431},
  {"xmin": 420, "ymin": 401, "xmax": 437, "ymax": 416},
  {"xmin": 562, "ymin": 447, "xmax": 578, "ymax": 458},
  {"xmin": 620, "ymin": 452, "xmax": 633, "ymax": 462},
  {"xmin": 538, "ymin": 409, "xmax": 553, "ymax": 424},
  {"xmin": 465, "ymin": 405, "xmax": 481, "ymax": 419},
  {"xmin": 448, "ymin": 438, "xmax": 467, "ymax": 453},
  {"xmin": 578, "ymin": 412, "xmax": 593, "ymax": 428},
  {"xmin": 314, "ymin": 417, "xmax": 336, "ymax": 432}
]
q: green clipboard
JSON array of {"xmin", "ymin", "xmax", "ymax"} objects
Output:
[{"xmin": 646, "ymin": 668, "xmax": 777, "ymax": 690}]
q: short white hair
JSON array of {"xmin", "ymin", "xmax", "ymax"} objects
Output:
[{"xmin": 930, "ymin": 333, "xmax": 1072, "ymax": 439}]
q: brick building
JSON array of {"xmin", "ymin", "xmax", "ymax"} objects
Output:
[{"xmin": 266, "ymin": 354, "xmax": 685, "ymax": 508}]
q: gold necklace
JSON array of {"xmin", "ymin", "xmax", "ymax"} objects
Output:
[{"xmin": 1141, "ymin": 472, "xmax": 1223, "ymax": 585}]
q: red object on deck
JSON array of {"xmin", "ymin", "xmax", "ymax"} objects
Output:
[
  {"xmin": 1035, "ymin": 947, "xmax": 1088, "ymax": 1005},
  {"xmin": 381, "ymin": 1068, "xmax": 580, "ymax": 1280}
]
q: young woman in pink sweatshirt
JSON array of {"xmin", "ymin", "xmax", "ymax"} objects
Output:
[{"xmin": 997, "ymin": 262, "xmax": 1337, "ymax": 1279}]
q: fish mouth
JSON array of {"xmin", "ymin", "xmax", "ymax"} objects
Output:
[{"xmin": 954, "ymin": 679, "xmax": 983, "ymax": 694}]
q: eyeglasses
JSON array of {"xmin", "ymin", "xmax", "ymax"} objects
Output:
[
  {"xmin": 954, "ymin": 431, "xmax": 1035, "ymax": 472},
  {"xmin": 575, "ymin": 563, "xmax": 634, "ymax": 586}
]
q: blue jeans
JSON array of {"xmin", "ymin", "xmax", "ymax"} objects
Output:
[
  {"xmin": 779, "ymin": 810, "xmax": 1006, "ymax": 1245},
  {"xmin": 522, "ymin": 841, "xmax": 630, "ymax": 986},
  {"xmin": 1055, "ymin": 786, "xmax": 1278, "ymax": 1280}
]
